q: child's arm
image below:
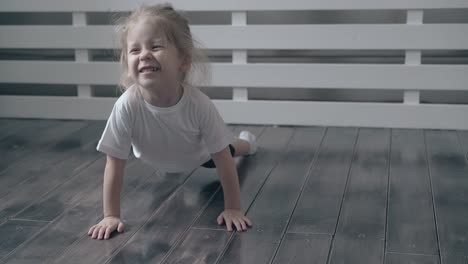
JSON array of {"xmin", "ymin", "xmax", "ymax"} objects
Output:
[
  {"xmin": 88, "ymin": 155, "xmax": 126, "ymax": 240},
  {"xmin": 211, "ymin": 146, "xmax": 252, "ymax": 232}
]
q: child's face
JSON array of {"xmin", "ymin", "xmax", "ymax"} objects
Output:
[{"xmin": 126, "ymin": 18, "xmax": 187, "ymax": 91}]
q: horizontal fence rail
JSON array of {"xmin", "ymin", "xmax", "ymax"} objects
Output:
[
  {"xmin": 1, "ymin": 96, "xmax": 467, "ymax": 129},
  {"xmin": 1, "ymin": 61, "xmax": 468, "ymax": 90},
  {"xmin": 1, "ymin": 25, "xmax": 468, "ymax": 50},
  {"xmin": 2, "ymin": 0, "xmax": 468, "ymax": 12},
  {"xmin": 0, "ymin": 0, "xmax": 467, "ymax": 129}
]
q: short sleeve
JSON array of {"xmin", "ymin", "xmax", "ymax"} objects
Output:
[
  {"xmin": 96, "ymin": 100, "xmax": 133, "ymax": 159},
  {"xmin": 199, "ymin": 98, "xmax": 234, "ymax": 154}
]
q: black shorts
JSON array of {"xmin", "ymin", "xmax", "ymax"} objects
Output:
[{"xmin": 201, "ymin": 144, "xmax": 236, "ymax": 168}]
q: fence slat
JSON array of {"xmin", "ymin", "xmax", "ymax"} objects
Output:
[
  {"xmin": 2, "ymin": 25, "xmax": 468, "ymax": 50},
  {"xmin": 73, "ymin": 12, "xmax": 93, "ymax": 98},
  {"xmin": 231, "ymin": 11, "xmax": 248, "ymax": 101},
  {"xmin": 1, "ymin": 96, "xmax": 467, "ymax": 129},
  {"xmin": 2, "ymin": 0, "xmax": 468, "ymax": 12},
  {"xmin": 1, "ymin": 61, "xmax": 467, "ymax": 90},
  {"xmin": 403, "ymin": 10, "xmax": 423, "ymax": 105}
]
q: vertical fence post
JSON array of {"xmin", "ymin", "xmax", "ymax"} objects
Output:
[
  {"xmin": 73, "ymin": 12, "xmax": 93, "ymax": 98},
  {"xmin": 404, "ymin": 10, "xmax": 423, "ymax": 105},
  {"xmin": 232, "ymin": 11, "xmax": 248, "ymax": 101}
]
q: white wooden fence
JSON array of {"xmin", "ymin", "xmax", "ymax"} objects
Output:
[{"xmin": 1, "ymin": 0, "xmax": 468, "ymax": 129}]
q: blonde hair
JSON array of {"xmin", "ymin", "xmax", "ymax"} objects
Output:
[{"xmin": 114, "ymin": 3, "xmax": 209, "ymax": 90}]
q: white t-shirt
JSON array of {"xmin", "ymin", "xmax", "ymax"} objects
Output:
[{"xmin": 96, "ymin": 85, "xmax": 234, "ymax": 173}]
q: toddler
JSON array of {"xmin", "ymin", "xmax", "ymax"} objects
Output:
[{"xmin": 88, "ymin": 3, "xmax": 257, "ymax": 240}]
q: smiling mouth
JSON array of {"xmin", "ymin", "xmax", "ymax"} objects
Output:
[{"xmin": 139, "ymin": 66, "xmax": 161, "ymax": 73}]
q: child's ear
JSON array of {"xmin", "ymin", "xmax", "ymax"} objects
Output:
[{"xmin": 180, "ymin": 57, "xmax": 191, "ymax": 72}]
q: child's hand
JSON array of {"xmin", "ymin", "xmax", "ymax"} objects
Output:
[
  {"xmin": 217, "ymin": 209, "xmax": 252, "ymax": 232},
  {"xmin": 88, "ymin": 216, "xmax": 124, "ymax": 240}
]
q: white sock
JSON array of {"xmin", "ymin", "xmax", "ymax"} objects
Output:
[{"xmin": 239, "ymin": 131, "xmax": 258, "ymax": 155}]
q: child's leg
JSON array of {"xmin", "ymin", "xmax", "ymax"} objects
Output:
[
  {"xmin": 232, "ymin": 137, "xmax": 251, "ymax": 157},
  {"xmin": 200, "ymin": 131, "xmax": 257, "ymax": 169},
  {"xmin": 232, "ymin": 131, "xmax": 258, "ymax": 156}
]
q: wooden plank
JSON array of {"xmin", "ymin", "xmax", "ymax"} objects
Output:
[
  {"xmin": 287, "ymin": 127, "xmax": 358, "ymax": 233},
  {"xmin": 177, "ymin": 127, "xmax": 323, "ymax": 264},
  {"xmin": 216, "ymin": 127, "xmax": 325, "ymax": 264},
  {"xmin": 13, "ymin": 155, "xmax": 140, "ymax": 217},
  {"xmin": 192, "ymin": 126, "xmax": 291, "ymax": 230},
  {"xmin": 2, "ymin": 0, "xmax": 468, "ymax": 12},
  {"xmin": 0, "ymin": 120, "xmax": 88, "ymax": 174},
  {"xmin": 163, "ymin": 229, "xmax": 232, "ymax": 264},
  {"xmin": 103, "ymin": 169, "xmax": 223, "ymax": 264},
  {"xmin": 387, "ymin": 129, "xmax": 438, "ymax": 255},
  {"xmin": 457, "ymin": 131, "xmax": 468, "ymax": 161},
  {"xmin": 2, "ymin": 61, "xmax": 468, "ymax": 91},
  {"xmin": 0, "ymin": 61, "xmax": 119, "ymax": 85},
  {"xmin": 0, "ymin": 119, "xmax": 57, "ymax": 143},
  {"xmin": 1, "ymin": 148, "xmax": 133, "ymax": 258},
  {"xmin": 271, "ymin": 233, "xmax": 331, "ymax": 264},
  {"xmin": 12, "ymin": 153, "xmax": 116, "ymax": 221},
  {"xmin": 328, "ymin": 128, "xmax": 390, "ymax": 264},
  {"xmin": 196, "ymin": 24, "xmax": 468, "ymax": 50},
  {"xmin": 105, "ymin": 127, "xmax": 287, "ymax": 264},
  {"xmin": 425, "ymin": 130, "xmax": 468, "ymax": 264},
  {"xmin": 0, "ymin": 96, "xmax": 116, "ymax": 120},
  {"xmin": 216, "ymin": 230, "xmax": 281, "ymax": 264},
  {"xmin": 2, "ymin": 24, "xmax": 468, "ymax": 50},
  {"xmin": 385, "ymin": 252, "xmax": 440, "ymax": 264},
  {"xmin": 330, "ymin": 237, "xmax": 384, "ymax": 264},
  {"xmin": 0, "ymin": 119, "xmax": 40, "ymax": 141},
  {"xmin": 50, "ymin": 127, "xmax": 241, "ymax": 264},
  {"xmin": 334, "ymin": 128, "xmax": 390, "ymax": 237},
  {"xmin": 0, "ymin": 204, "xmax": 104, "ymax": 263},
  {"xmin": 0, "ymin": 121, "xmax": 104, "ymax": 199},
  {"xmin": 50, "ymin": 126, "xmax": 238, "ymax": 263},
  {"xmin": 0, "ymin": 157, "xmax": 165, "ymax": 263},
  {"xmin": 51, "ymin": 169, "xmax": 192, "ymax": 264},
  {"xmin": 0, "ymin": 154, "xmax": 105, "ymax": 224},
  {"xmin": 0, "ymin": 119, "xmax": 16, "ymax": 138},
  {"xmin": 0, "ymin": 122, "xmax": 106, "ymax": 225},
  {"xmin": 0, "ymin": 220, "xmax": 48, "ymax": 257},
  {"xmin": 2, "ymin": 96, "xmax": 468, "ymax": 130},
  {"xmin": 0, "ymin": 26, "xmax": 114, "ymax": 49}
]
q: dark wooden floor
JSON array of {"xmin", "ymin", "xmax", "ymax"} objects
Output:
[{"xmin": 0, "ymin": 119, "xmax": 467, "ymax": 264}]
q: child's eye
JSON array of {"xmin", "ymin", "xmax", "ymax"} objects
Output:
[
  {"xmin": 129, "ymin": 48, "xmax": 140, "ymax": 54},
  {"xmin": 152, "ymin": 45, "xmax": 162, "ymax": 50}
]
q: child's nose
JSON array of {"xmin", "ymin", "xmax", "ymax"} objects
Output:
[{"xmin": 139, "ymin": 49, "xmax": 152, "ymax": 60}]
